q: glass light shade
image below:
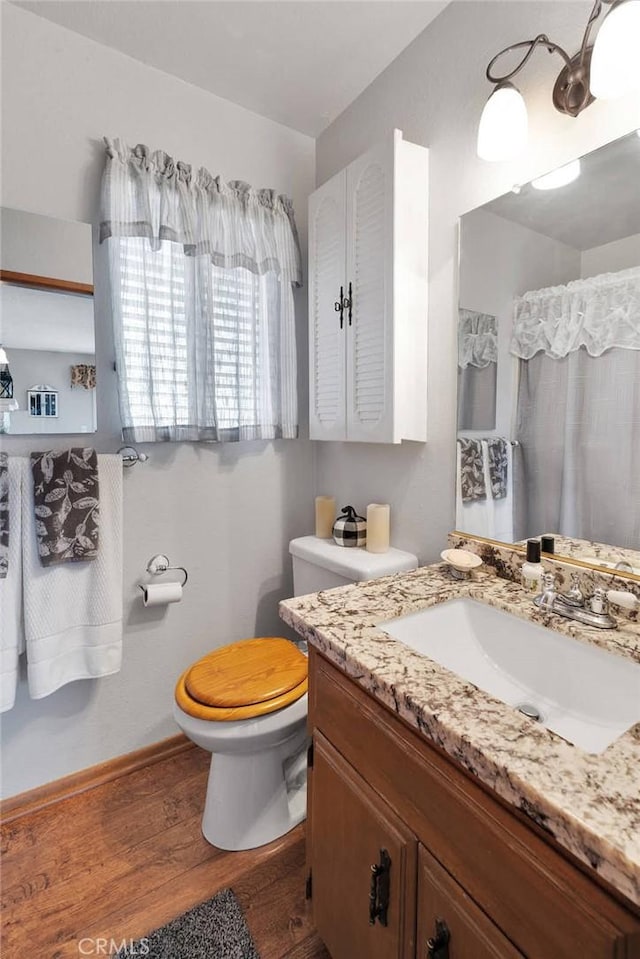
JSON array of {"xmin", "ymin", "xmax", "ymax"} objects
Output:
[
  {"xmin": 531, "ymin": 159, "xmax": 581, "ymax": 191},
  {"xmin": 0, "ymin": 346, "xmax": 8, "ymax": 365},
  {"xmin": 477, "ymin": 83, "xmax": 528, "ymax": 161},
  {"xmin": 590, "ymin": 0, "xmax": 640, "ymax": 99}
]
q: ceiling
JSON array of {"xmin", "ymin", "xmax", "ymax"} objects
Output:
[
  {"xmin": 483, "ymin": 131, "xmax": 640, "ymax": 251},
  {"xmin": 13, "ymin": 0, "xmax": 448, "ymax": 137}
]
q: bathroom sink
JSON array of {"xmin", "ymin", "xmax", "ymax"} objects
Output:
[{"xmin": 378, "ymin": 599, "xmax": 640, "ymax": 754}]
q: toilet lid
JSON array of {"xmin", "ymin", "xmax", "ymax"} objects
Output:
[{"xmin": 184, "ymin": 637, "xmax": 308, "ymax": 708}]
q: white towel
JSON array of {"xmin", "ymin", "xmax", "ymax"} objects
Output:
[
  {"xmin": 0, "ymin": 457, "xmax": 25, "ymax": 712},
  {"xmin": 22, "ymin": 453, "xmax": 123, "ymax": 699}
]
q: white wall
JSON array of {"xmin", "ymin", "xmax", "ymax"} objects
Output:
[
  {"xmin": 581, "ymin": 232, "xmax": 640, "ymax": 277},
  {"xmin": 1, "ymin": 207, "xmax": 93, "ymax": 283},
  {"xmin": 315, "ymin": 0, "xmax": 640, "ymax": 563},
  {"xmin": 0, "ymin": 4, "xmax": 315, "ymax": 797},
  {"xmin": 5, "ymin": 348, "xmax": 97, "ymax": 435},
  {"xmin": 459, "ymin": 208, "xmax": 581, "ymax": 437}
]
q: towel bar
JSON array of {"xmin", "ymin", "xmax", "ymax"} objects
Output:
[{"xmin": 118, "ymin": 446, "xmax": 149, "ymax": 467}]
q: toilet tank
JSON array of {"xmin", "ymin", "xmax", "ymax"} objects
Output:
[{"xmin": 289, "ymin": 536, "xmax": 418, "ymax": 596}]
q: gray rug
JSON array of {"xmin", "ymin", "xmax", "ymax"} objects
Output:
[{"xmin": 116, "ymin": 888, "xmax": 260, "ymax": 959}]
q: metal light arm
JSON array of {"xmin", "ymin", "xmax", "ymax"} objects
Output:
[{"xmin": 483, "ymin": 0, "xmax": 622, "ymax": 118}]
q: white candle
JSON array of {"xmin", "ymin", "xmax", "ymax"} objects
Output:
[
  {"xmin": 315, "ymin": 496, "xmax": 336, "ymax": 539},
  {"xmin": 366, "ymin": 503, "xmax": 390, "ymax": 553}
]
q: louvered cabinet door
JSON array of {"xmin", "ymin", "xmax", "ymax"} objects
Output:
[
  {"xmin": 345, "ymin": 137, "xmax": 395, "ymax": 443},
  {"xmin": 308, "ymin": 169, "xmax": 347, "ymax": 441}
]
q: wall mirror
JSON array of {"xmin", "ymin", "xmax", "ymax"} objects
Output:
[
  {"xmin": 0, "ymin": 208, "xmax": 96, "ymax": 436},
  {"xmin": 456, "ymin": 129, "xmax": 640, "ymax": 578}
]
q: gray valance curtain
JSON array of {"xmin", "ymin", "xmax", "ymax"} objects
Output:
[
  {"xmin": 100, "ymin": 137, "xmax": 302, "ymax": 443},
  {"xmin": 457, "ymin": 309, "xmax": 498, "ymax": 369}
]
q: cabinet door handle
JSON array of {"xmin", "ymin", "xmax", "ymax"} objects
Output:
[
  {"xmin": 334, "ymin": 286, "xmax": 344, "ymax": 329},
  {"xmin": 368, "ymin": 848, "xmax": 391, "ymax": 926},
  {"xmin": 427, "ymin": 918, "xmax": 450, "ymax": 959},
  {"xmin": 344, "ymin": 281, "xmax": 353, "ymax": 326}
]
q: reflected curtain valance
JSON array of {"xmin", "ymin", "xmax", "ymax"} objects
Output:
[
  {"xmin": 511, "ymin": 266, "xmax": 640, "ymax": 360},
  {"xmin": 100, "ymin": 138, "xmax": 302, "ymax": 444},
  {"xmin": 458, "ymin": 309, "xmax": 498, "ymax": 369}
]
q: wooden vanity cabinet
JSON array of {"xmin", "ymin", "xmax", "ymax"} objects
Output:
[
  {"xmin": 311, "ymin": 735, "xmax": 417, "ymax": 959},
  {"xmin": 307, "ymin": 648, "xmax": 640, "ymax": 959}
]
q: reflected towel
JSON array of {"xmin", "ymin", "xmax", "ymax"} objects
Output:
[
  {"xmin": 22, "ymin": 454, "xmax": 122, "ymax": 700},
  {"xmin": 458, "ymin": 439, "xmax": 486, "ymax": 503},
  {"xmin": 486, "ymin": 438, "xmax": 508, "ymax": 500},
  {"xmin": 0, "ymin": 458, "xmax": 25, "ymax": 712},
  {"xmin": 31, "ymin": 447, "xmax": 99, "ymax": 566}
]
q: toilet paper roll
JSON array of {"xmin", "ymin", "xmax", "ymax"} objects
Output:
[{"xmin": 141, "ymin": 582, "xmax": 183, "ymax": 607}]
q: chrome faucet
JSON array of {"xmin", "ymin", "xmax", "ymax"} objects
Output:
[{"xmin": 533, "ymin": 574, "xmax": 617, "ymax": 629}]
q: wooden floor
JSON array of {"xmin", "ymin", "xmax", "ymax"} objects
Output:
[{"xmin": 1, "ymin": 745, "xmax": 330, "ymax": 959}]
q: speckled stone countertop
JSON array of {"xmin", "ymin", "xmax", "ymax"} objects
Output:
[{"xmin": 279, "ymin": 564, "xmax": 640, "ymax": 906}]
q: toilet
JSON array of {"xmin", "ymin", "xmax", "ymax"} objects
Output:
[{"xmin": 173, "ymin": 535, "xmax": 418, "ymax": 851}]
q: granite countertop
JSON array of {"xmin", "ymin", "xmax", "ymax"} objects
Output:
[{"xmin": 279, "ymin": 564, "xmax": 640, "ymax": 906}]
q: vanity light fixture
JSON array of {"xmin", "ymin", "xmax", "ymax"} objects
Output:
[
  {"xmin": 531, "ymin": 159, "xmax": 582, "ymax": 190},
  {"xmin": 477, "ymin": 0, "xmax": 640, "ymax": 161}
]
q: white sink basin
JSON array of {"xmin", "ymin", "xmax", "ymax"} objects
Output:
[{"xmin": 378, "ymin": 599, "xmax": 640, "ymax": 754}]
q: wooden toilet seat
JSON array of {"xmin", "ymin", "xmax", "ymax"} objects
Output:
[{"xmin": 175, "ymin": 637, "xmax": 308, "ymax": 721}]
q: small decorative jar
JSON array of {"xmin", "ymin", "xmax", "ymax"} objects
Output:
[{"xmin": 332, "ymin": 505, "xmax": 367, "ymax": 548}]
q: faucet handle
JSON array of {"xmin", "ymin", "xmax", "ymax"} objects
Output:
[
  {"xmin": 541, "ymin": 572, "xmax": 557, "ymax": 592},
  {"xmin": 590, "ymin": 588, "xmax": 608, "ymax": 615},
  {"xmin": 607, "ymin": 590, "xmax": 640, "ymax": 611}
]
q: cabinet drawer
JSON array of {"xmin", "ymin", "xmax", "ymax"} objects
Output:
[
  {"xmin": 418, "ymin": 845, "xmax": 524, "ymax": 959},
  {"xmin": 310, "ymin": 650, "xmax": 640, "ymax": 959}
]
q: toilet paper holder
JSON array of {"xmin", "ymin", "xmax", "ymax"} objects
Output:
[{"xmin": 139, "ymin": 553, "xmax": 189, "ymax": 590}]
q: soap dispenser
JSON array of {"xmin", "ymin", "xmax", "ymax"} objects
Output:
[{"xmin": 522, "ymin": 539, "xmax": 544, "ymax": 592}]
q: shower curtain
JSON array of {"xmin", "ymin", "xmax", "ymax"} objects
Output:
[{"xmin": 512, "ymin": 267, "xmax": 640, "ymax": 549}]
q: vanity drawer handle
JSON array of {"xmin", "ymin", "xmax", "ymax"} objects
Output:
[
  {"xmin": 427, "ymin": 918, "xmax": 450, "ymax": 959},
  {"xmin": 369, "ymin": 848, "xmax": 391, "ymax": 926}
]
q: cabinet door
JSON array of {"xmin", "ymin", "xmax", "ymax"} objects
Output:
[
  {"xmin": 345, "ymin": 135, "xmax": 395, "ymax": 443},
  {"xmin": 308, "ymin": 169, "xmax": 347, "ymax": 441},
  {"xmin": 310, "ymin": 734, "xmax": 417, "ymax": 959},
  {"xmin": 417, "ymin": 845, "xmax": 525, "ymax": 959}
]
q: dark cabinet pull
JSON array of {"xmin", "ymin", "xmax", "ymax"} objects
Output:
[
  {"xmin": 427, "ymin": 918, "xmax": 450, "ymax": 959},
  {"xmin": 334, "ymin": 286, "xmax": 345, "ymax": 329},
  {"xmin": 344, "ymin": 281, "xmax": 353, "ymax": 326},
  {"xmin": 368, "ymin": 848, "xmax": 391, "ymax": 926}
]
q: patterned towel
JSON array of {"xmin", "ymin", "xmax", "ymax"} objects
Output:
[
  {"xmin": 0, "ymin": 452, "xmax": 8, "ymax": 579},
  {"xmin": 30, "ymin": 448, "xmax": 99, "ymax": 566},
  {"xmin": 486, "ymin": 438, "xmax": 508, "ymax": 499},
  {"xmin": 458, "ymin": 439, "xmax": 486, "ymax": 503}
]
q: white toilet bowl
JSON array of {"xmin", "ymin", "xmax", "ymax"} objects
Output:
[
  {"xmin": 173, "ymin": 693, "xmax": 308, "ymax": 850},
  {"xmin": 173, "ymin": 536, "xmax": 418, "ymax": 852}
]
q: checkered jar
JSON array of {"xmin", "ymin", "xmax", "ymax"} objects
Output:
[{"xmin": 332, "ymin": 505, "xmax": 367, "ymax": 548}]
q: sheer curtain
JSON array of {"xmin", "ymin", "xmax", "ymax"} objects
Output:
[
  {"xmin": 512, "ymin": 269, "xmax": 640, "ymax": 548},
  {"xmin": 457, "ymin": 309, "xmax": 498, "ymax": 430},
  {"xmin": 100, "ymin": 138, "xmax": 302, "ymax": 443}
]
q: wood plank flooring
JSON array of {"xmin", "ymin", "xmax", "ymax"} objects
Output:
[{"xmin": 1, "ymin": 744, "xmax": 330, "ymax": 959}]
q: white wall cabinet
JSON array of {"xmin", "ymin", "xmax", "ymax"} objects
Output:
[{"xmin": 308, "ymin": 129, "xmax": 428, "ymax": 444}]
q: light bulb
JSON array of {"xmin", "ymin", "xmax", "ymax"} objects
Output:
[
  {"xmin": 590, "ymin": 0, "xmax": 640, "ymax": 99},
  {"xmin": 477, "ymin": 82, "xmax": 528, "ymax": 161},
  {"xmin": 531, "ymin": 159, "xmax": 581, "ymax": 191}
]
